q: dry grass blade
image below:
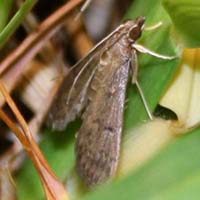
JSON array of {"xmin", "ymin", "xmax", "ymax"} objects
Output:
[
  {"xmin": 0, "ymin": 0, "xmax": 84, "ymax": 101},
  {"xmin": 0, "ymin": 80, "xmax": 69, "ymax": 200}
]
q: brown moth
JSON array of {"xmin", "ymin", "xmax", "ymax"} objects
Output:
[{"xmin": 48, "ymin": 17, "xmax": 175, "ymax": 187}]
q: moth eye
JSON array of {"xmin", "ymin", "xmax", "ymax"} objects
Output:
[{"xmin": 128, "ymin": 26, "xmax": 142, "ymax": 41}]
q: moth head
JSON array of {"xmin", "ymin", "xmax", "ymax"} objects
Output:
[{"xmin": 128, "ymin": 16, "xmax": 145, "ymax": 41}]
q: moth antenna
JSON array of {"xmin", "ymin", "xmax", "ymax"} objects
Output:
[
  {"xmin": 144, "ymin": 21, "xmax": 163, "ymax": 31},
  {"xmin": 135, "ymin": 80, "xmax": 153, "ymax": 120},
  {"xmin": 75, "ymin": 0, "xmax": 92, "ymax": 21},
  {"xmin": 66, "ymin": 56, "xmax": 95, "ymax": 105}
]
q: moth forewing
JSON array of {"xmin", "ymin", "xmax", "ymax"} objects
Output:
[
  {"xmin": 76, "ymin": 39, "xmax": 132, "ymax": 186},
  {"xmin": 48, "ymin": 53, "xmax": 100, "ymax": 130}
]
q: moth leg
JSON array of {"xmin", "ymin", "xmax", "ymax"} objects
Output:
[
  {"xmin": 144, "ymin": 21, "xmax": 163, "ymax": 31},
  {"xmin": 131, "ymin": 51, "xmax": 138, "ymax": 84},
  {"xmin": 132, "ymin": 43, "xmax": 177, "ymax": 60},
  {"xmin": 75, "ymin": 0, "xmax": 92, "ymax": 20},
  {"xmin": 135, "ymin": 80, "xmax": 153, "ymax": 120},
  {"xmin": 131, "ymin": 51, "xmax": 153, "ymax": 120}
]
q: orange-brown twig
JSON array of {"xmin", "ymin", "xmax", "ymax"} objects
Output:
[{"xmin": 0, "ymin": 80, "xmax": 69, "ymax": 199}]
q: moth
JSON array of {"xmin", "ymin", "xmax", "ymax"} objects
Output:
[{"xmin": 48, "ymin": 16, "xmax": 175, "ymax": 187}]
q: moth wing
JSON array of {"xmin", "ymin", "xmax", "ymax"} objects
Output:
[
  {"xmin": 76, "ymin": 59, "xmax": 130, "ymax": 187},
  {"xmin": 48, "ymin": 51, "xmax": 101, "ymax": 130}
]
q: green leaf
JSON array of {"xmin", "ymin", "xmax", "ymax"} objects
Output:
[
  {"xmin": 0, "ymin": 0, "xmax": 37, "ymax": 49},
  {"xmin": 163, "ymin": 0, "xmax": 200, "ymax": 48}
]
